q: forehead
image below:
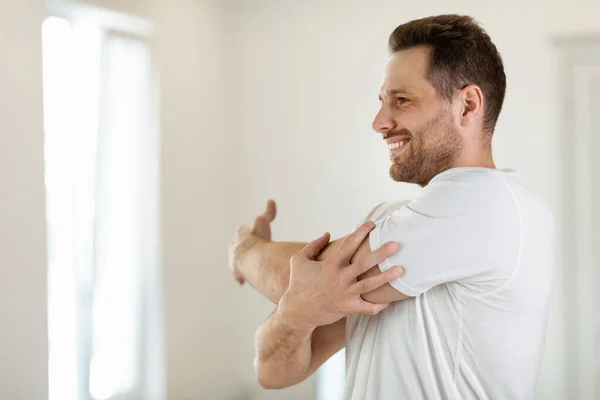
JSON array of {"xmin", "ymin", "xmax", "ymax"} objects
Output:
[{"xmin": 380, "ymin": 46, "xmax": 434, "ymax": 96}]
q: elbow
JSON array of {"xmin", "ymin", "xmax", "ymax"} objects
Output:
[
  {"xmin": 255, "ymin": 360, "xmax": 277, "ymax": 390},
  {"xmin": 254, "ymin": 358, "xmax": 289, "ymax": 390},
  {"xmin": 256, "ymin": 372, "xmax": 282, "ymax": 390}
]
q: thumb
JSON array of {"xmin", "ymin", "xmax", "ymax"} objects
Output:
[
  {"xmin": 263, "ymin": 199, "xmax": 277, "ymax": 222},
  {"xmin": 357, "ymin": 300, "xmax": 390, "ymax": 315},
  {"xmin": 298, "ymin": 232, "xmax": 331, "ymax": 260}
]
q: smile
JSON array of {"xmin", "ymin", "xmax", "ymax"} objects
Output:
[
  {"xmin": 388, "ymin": 140, "xmax": 408, "ymax": 150},
  {"xmin": 387, "ymin": 138, "xmax": 411, "ymax": 159}
]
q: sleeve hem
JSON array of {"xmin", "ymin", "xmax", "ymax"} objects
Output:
[{"xmin": 369, "ymin": 225, "xmax": 422, "ymax": 297}]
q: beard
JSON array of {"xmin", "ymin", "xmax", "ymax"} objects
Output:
[{"xmin": 389, "ymin": 110, "xmax": 463, "ymax": 187}]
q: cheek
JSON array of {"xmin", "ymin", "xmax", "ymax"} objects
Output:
[
  {"xmin": 399, "ymin": 104, "xmax": 438, "ymax": 130},
  {"xmin": 394, "ymin": 109, "xmax": 422, "ymax": 133}
]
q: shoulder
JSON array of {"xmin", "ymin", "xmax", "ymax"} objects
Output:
[
  {"xmin": 408, "ymin": 168, "xmax": 517, "ymax": 219},
  {"xmin": 356, "ymin": 200, "xmax": 410, "ymax": 228}
]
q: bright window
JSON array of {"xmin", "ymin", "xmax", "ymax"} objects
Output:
[{"xmin": 42, "ymin": 10, "xmax": 162, "ymax": 400}]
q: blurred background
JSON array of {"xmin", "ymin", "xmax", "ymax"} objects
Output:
[{"xmin": 1, "ymin": 0, "xmax": 599, "ymax": 399}]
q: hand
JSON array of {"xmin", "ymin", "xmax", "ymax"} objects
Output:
[
  {"xmin": 277, "ymin": 221, "xmax": 403, "ymax": 330},
  {"xmin": 228, "ymin": 200, "xmax": 277, "ymax": 285}
]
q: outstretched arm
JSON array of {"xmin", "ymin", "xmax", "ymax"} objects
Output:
[
  {"xmin": 229, "ymin": 201, "xmax": 369, "ymax": 303},
  {"xmin": 229, "ymin": 200, "xmax": 409, "ymax": 304},
  {"xmin": 233, "ymin": 236, "xmax": 360, "ymax": 303},
  {"xmin": 230, "ymin": 235, "xmax": 304, "ymax": 304}
]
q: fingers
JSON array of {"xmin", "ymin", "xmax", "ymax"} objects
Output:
[
  {"xmin": 355, "ymin": 300, "xmax": 390, "ymax": 315},
  {"xmin": 252, "ymin": 200, "xmax": 277, "ymax": 239},
  {"xmin": 262, "ymin": 199, "xmax": 277, "ymax": 222},
  {"xmin": 348, "ymin": 241, "xmax": 399, "ymax": 277},
  {"xmin": 333, "ymin": 221, "xmax": 375, "ymax": 265},
  {"xmin": 352, "ymin": 266, "xmax": 403, "ymax": 294},
  {"xmin": 295, "ymin": 232, "xmax": 331, "ymax": 261}
]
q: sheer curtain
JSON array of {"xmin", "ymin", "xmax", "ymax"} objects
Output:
[
  {"xmin": 89, "ymin": 32, "xmax": 152, "ymax": 400},
  {"xmin": 43, "ymin": 13, "xmax": 162, "ymax": 400}
]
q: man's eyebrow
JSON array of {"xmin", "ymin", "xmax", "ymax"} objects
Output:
[
  {"xmin": 387, "ymin": 88, "xmax": 415, "ymax": 96},
  {"xmin": 378, "ymin": 87, "xmax": 415, "ymax": 100}
]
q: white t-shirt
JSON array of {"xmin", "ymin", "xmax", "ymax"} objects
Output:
[{"xmin": 344, "ymin": 167, "xmax": 555, "ymax": 400}]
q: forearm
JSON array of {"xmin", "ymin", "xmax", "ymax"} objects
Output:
[
  {"xmin": 238, "ymin": 239, "xmax": 306, "ymax": 303},
  {"xmin": 254, "ymin": 307, "xmax": 314, "ymax": 389},
  {"xmin": 239, "ymin": 236, "xmax": 348, "ymax": 304}
]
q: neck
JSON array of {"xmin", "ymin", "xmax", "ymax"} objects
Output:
[
  {"xmin": 452, "ymin": 141, "xmax": 495, "ymax": 169},
  {"xmin": 419, "ymin": 140, "xmax": 495, "ymax": 187},
  {"xmin": 451, "ymin": 156, "xmax": 496, "ymax": 169}
]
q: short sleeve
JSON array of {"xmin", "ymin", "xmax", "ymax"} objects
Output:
[
  {"xmin": 354, "ymin": 200, "xmax": 412, "ymax": 229},
  {"xmin": 369, "ymin": 170, "xmax": 521, "ymax": 297}
]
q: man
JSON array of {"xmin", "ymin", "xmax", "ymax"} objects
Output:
[{"xmin": 229, "ymin": 14, "xmax": 555, "ymax": 399}]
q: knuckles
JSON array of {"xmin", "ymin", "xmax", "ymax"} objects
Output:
[
  {"xmin": 367, "ymin": 307, "xmax": 379, "ymax": 315},
  {"xmin": 349, "ymin": 235, "xmax": 363, "ymax": 246}
]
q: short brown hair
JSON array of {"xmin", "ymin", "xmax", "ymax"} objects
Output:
[{"xmin": 389, "ymin": 15, "xmax": 506, "ymax": 134}]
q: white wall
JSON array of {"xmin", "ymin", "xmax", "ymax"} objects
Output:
[
  {"xmin": 0, "ymin": 1, "xmax": 48, "ymax": 399},
  {"xmin": 548, "ymin": 0, "xmax": 600, "ymax": 36},
  {"xmin": 230, "ymin": 1, "xmax": 600, "ymax": 399},
  {"xmin": 152, "ymin": 1, "xmax": 243, "ymax": 398}
]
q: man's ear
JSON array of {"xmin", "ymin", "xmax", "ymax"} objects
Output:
[{"xmin": 458, "ymin": 84, "xmax": 484, "ymax": 128}]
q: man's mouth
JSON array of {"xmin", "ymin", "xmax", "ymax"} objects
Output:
[
  {"xmin": 386, "ymin": 137, "xmax": 411, "ymax": 158},
  {"xmin": 388, "ymin": 140, "xmax": 409, "ymax": 150}
]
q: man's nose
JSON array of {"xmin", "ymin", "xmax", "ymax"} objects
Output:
[{"xmin": 372, "ymin": 106, "xmax": 397, "ymax": 135}]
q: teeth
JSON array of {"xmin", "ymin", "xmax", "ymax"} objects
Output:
[{"xmin": 388, "ymin": 141, "xmax": 406, "ymax": 150}]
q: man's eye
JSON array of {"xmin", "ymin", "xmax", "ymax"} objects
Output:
[{"xmin": 397, "ymin": 97, "xmax": 408, "ymax": 104}]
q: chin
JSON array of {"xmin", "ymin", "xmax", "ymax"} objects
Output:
[
  {"xmin": 389, "ymin": 164, "xmax": 428, "ymax": 186},
  {"xmin": 389, "ymin": 164, "xmax": 410, "ymax": 183}
]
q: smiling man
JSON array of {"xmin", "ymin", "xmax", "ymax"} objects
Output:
[{"xmin": 229, "ymin": 14, "xmax": 555, "ymax": 399}]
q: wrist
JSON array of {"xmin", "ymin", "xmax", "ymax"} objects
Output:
[
  {"xmin": 237, "ymin": 234, "xmax": 268, "ymax": 275},
  {"xmin": 276, "ymin": 296, "xmax": 316, "ymax": 333},
  {"xmin": 243, "ymin": 233, "xmax": 268, "ymax": 254}
]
